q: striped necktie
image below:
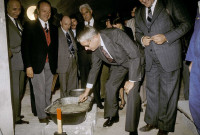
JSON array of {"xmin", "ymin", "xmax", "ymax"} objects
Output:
[
  {"xmin": 14, "ymin": 18, "xmax": 22, "ymax": 33},
  {"xmin": 66, "ymin": 32, "xmax": 75, "ymax": 55},
  {"xmin": 147, "ymin": 7, "xmax": 152, "ymax": 27},
  {"xmin": 44, "ymin": 23, "xmax": 48, "ymax": 33},
  {"xmin": 100, "ymin": 46, "xmax": 115, "ymax": 63}
]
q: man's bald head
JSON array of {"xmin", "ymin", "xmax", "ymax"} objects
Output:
[
  {"xmin": 60, "ymin": 16, "xmax": 71, "ymax": 32},
  {"xmin": 7, "ymin": 0, "xmax": 21, "ymax": 19}
]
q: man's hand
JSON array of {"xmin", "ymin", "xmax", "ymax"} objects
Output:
[
  {"xmin": 26, "ymin": 67, "xmax": 34, "ymax": 78},
  {"xmin": 142, "ymin": 36, "xmax": 152, "ymax": 46},
  {"xmin": 79, "ymin": 88, "xmax": 90, "ymax": 102},
  {"xmin": 151, "ymin": 34, "xmax": 167, "ymax": 45},
  {"xmin": 124, "ymin": 81, "xmax": 134, "ymax": 94},
  {"xmin": 189, "ymin": 62, "xmax": 192, "ymax": 72}
]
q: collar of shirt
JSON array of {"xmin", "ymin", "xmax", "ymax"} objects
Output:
[
  {"xmin": 145, "ymin": 0, "xmax": 157, "ymax": 18},
  {"xmin": 61, "ymin": 27, "xmax": 70, "ymax": 36},
  {"xmin": 7, "ymin": 14, "xmax": 22, "ymax": 30},
  {"xmin": 100, "ymin": 35, "xmax": 113, "ymax": 59},
  {"xmin": 72, "ymin": 29, "xmax": 76, "ymax": 37},
  {"xmin": 38, "ymin": 17, "xmax": 49, "ymax": 29},
  {"xmin": 84, "ymin": 17, "xmax": 94, "ymax": 26}
]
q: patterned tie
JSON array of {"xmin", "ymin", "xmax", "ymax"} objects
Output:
[
  {"xmin": 100, "ymin": 46, "xmax": 115, "ymax": 63},
  {"xmin": 44, "ymin": 23, "xmax": 48, "ymax": 33},
  {"xmin": 14, "ymin": 18, "xmax": 22, "ymax": 33},
  {"xmin": 147, "ymin": 7, "xmax": 152, "ymax": 27},
  {"xmin": 66, "ymin": 32, "xmax": 75, "ymax": 55}
]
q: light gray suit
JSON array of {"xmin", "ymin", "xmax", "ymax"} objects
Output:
[
  {"xmin": 87, "ymin": 28, "xmax": 142, "ymax": 132},
  {"xmin": 57, "ymin": 28, "xmax": 78, "ymax": 97},
  {"xmin": 6, "ymin": 16, "xmax": 25, "ymax": 122},
  {"xmin": 135, "ymin": 0, "xmax": 191, "ymax": 132}
]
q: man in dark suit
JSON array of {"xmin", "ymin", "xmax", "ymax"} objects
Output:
[
  {"xmin": 6, "ymin": 0, "xmax": 28, "ymax": 124},
  {"xmin": 78, "ymin": 26, "xmax": 141, "ymax": 135},
  {"xmin": 135, "ymin": 0, "xmax": 192, "ymax": 134},
  {"xmin": 22, "ymin": 0, "xmax": 58, "ymax": 124},
  {"xmin": 76, "ymin": 4, "xmax": 104, "ymax": 109},
  {"xmin": 57, "ymin": 16, "xmax": 78, "ymax": 97}
]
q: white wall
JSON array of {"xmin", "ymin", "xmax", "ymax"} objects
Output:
[{"xmin": 0, "ymin": 0, "xmax": 14, "ymax": 134}]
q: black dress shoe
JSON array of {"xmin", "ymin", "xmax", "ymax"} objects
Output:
[
  {"xmin": 103, "ymin": 117, "xmax": 119, "ymax": 127},
  {"xmin": 39, "ymin": 118, "xmax": 49, "ymax": 124},
  {"xmin": 101, "ymin": 98, "xmax": 105, "ymax": 102},
  {"xmin": 97, "ymin": 104, "xmax": 104, "ymax": 109},
  {"xmin": 139, "ymin": 124, "xmax": 156, "ymax": 132},
  {"xmin": 157, "ymin": 130, "xmax": 169, "ymax": 135},
  {"xmin": 129, "ymin": 131, "xmax": 138, "ymax": 135},
  {"xmin": 15, "ymin": 119, "xmax": 29, "ymax": 124},
  {"xmin": 20, "ymin": 115, "xmax": 24, "ymax": 119}
]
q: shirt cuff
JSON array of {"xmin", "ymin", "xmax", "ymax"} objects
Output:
[
  {"xmin": 129, "ymin": 80, "xmax": 136, "ymax": 82},
  {"xmin": 141, "ymin": 36, "xmax": 145, "ymax": 47},
  {"xmin": 86, "ymin": 83, "xmax": 93, "ymax": 89}
]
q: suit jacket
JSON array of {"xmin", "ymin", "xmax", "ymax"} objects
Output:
[
  {"xmin": 6, "ymin": 16, "xmax": 24, "ymax": 71},
  {"xmin": 87, "ymin": 28, "xmax": 141, "ymax": 85},
  {"xmin": 135, "ymin": 0, "xmax": 192, "ymax": 72},
  {"xmin": 21, "ymin": 19, "xmax": 58, "ymax": 74},
  {"xmin": 57, "ymin": 28, "xmax": 77, "ymax": 73}
]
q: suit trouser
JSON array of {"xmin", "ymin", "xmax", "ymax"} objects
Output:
[
  {"xmin": 59, "ymin": 56, "xmax": 78, "ymax": 97},
  {"xmin": 11, "ymin": 70, "xmax": 25, "ymax": 122},
  {"xmin": 144, "ymin": 58, "xmax": 180, "ymax": 132},
  {"xmin": 125, "ymin": 81, "xmax": 141, "ymax": 132},
  {"xmin": 31, "ymin": 63, "xmax": 53, "ymax": 119},
  {"xmin": 104, "ymin": 65, "xmax": 141, "ymax": 132}
]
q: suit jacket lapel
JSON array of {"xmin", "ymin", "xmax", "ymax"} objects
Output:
[
  {"xmin": 100, "ymin": 33, "xmax": 117, "ymax": 62},
  {"xmin": 141, "ymin": 7, "xmax": 148, "ymax": 27},
  {"xmin": 150, "ymin": 0, "xmax": 164, "ymax": 26},
  {"xmin": 7, "ymin": 16, "xmax": 21, "ymax": 37}
]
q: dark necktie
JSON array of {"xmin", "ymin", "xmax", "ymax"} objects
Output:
[
  {"xmin": 100, "ymin": 46, "xmax": 115, "ymax": 63},
  {"xmin": 44, "ymin": 23, "xmax": 48, "ymax": 33},
  {"xmin": 14, "ymin": 18, "xmax": 22, "ymax": 33},
  {"xmin": 66, "ymin": 32, "xmax": 75, "ymax": 55},
  {"xmin": 147, "ymin": 7, "xmax": 152, "ymax": 27}
]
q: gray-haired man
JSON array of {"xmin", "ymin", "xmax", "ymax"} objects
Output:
[{"xmin": 78, "ymin": 26, "xmax": 142, "ymax": 135}]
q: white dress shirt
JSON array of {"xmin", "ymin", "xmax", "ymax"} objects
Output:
[
  {"xmin": 84, "ymin": 17, "xmax": 94, "ymax": 27},
  {"xmin": 72, "ymin": 29, "xmax": 76, "ymax": 37},
  {"xmin": 38, "ymin": 17, "xmax": 49, "ymax": 29},
  {"xmin": 145, "ymin": 0, "xmax": 157, "ymax": 19}
]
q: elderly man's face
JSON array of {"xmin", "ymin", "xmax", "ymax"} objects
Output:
[
  {"xmin": 37, "ymin": 2, "xmax": 51, "ymax": 22},
  {"xmin": 80, "ymin": 7, "xmax": 93, "ymax": 22},
  {"xmin": 139, "ymin": 0, "xmax": 154, "ymax": 7},
  {"xmin": 60, "ymin": 16, "xmax": 71, "ymax": 31},
  {"xmin": 80, "ymin": 34, "xmax": 100, "ymax": 51},
  {"xmin": 7, "ymin": 0, "xmax": 21, "ymax": 19}
]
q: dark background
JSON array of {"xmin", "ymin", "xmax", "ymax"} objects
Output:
[{"xmin": 4, "ymin": 0, "xmax": 199, "ymax": 25}]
